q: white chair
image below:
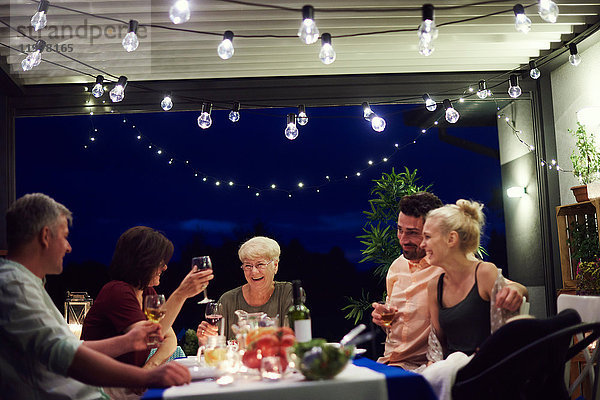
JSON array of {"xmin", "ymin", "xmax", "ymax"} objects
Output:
[{"xmin": 557, "ymin": 294, "xmax": 600, "ymax": 399}]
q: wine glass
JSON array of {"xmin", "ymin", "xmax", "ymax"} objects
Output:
[
  {"xmin": 144, "ymin": 294, "xmax": 166, "ymax": 345},
  {"xmin": 377, "ymin": 300, "xmax": 398, "ymax": 345},
  {"xmin": 205, "ymin": 301, "xmax": 224, "ymax": 335},
  {"xmin": 192, "ymin": 256, "xmax": 214, "ymax": 304}
]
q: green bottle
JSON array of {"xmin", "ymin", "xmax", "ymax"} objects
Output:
[{"xmin": 287, "ymin": 280, "xmax": 312, "ymax": 342}]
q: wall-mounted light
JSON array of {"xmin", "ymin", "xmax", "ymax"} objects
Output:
[{"xmin": 507, "ymin": 186, "xmax": 526, "ymax": 198}]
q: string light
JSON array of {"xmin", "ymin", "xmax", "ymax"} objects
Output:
[
  {"xmin": 508, "ymin": 74, "xmax": 522, "ymax": 98},
  {"xmin": 297, "ymin": 105, "xmax": 308, "ymax": 126},
  {"xmin": 109, "ymin": 76, "xmax": 128, "ymax": 103},
  {"xmin": 362, "ymin": 102, "xmax": 386, "ymax": 132},
  {"xmin": 476, "ymin": 80, "xmax": 489, "ymax": 99},
  {"xmin": 217, "ymin": 31, "xmax": 235, "ymax": 60},
  {"xmin": 31, "ymin": 0, "xmax": 49, "ymax": 32},
  {"xmin": 423, "ymin": 94, "xmax": 437, "ymax": 111},
  {"xmin": 122, "ymin": 20, "xmax": 140, "ymax": 52},
  {"xmin": 513, "ymin": 4, "xmax": 531, "ymax": 34},
  {"xmin": 21, "ymin": 40, "xmax": 46, "ymax": 71},
  {"xmin": 538, "ymin": 0, "xmax": 559, "ymax": 23},
  {"xmin": 169, "ymin": 0, "xmax": 191, "ymax": 24},
  {"xmin": 529, "ymin": 61, "xmax": 540, "ymax": 79},
  {"xmin": 92, "ymin": 75, "xmax": 104, "ymax": 98},
  {"xmin": 229, "ymin": 102, "xmax": 241, "ymax": 122},
  {"xmin": 417, "ymin": 4, "xmax": 438, "ymax": 56},
  {"xmin": 443, "ymin": 99, "xmax": 460, "ymax": 123},
  {"xmin": 285, "ymin": 113, "xmax": 299, "ymax": 140},
  {"xmin": 161, "ymin": 92, "xmax": 173, "ymax": 111},
  {"xmin": 319, "ymin": 33, "xmax": 336, "ymax": 65},
  {"xmin": 198, "ymin": 102, "xmax": 213, "ymax": 129},
  {"xmin": 298, "ymin": 5, "xmax": 319, "ymax": 45},
  {"xmin": 569, "ymin": 43, "xmax": 581, "ymax": 66}
]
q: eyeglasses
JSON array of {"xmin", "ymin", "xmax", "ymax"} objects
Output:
[{"xmin": 241, "ymin": 260, "xmax": 274, "ymax": 272}]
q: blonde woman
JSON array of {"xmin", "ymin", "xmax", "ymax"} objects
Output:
[{"xmin": 422, "ymin": 200, "xmax": 528, "ymax": 358}]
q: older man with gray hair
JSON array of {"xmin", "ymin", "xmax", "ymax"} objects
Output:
[{"xmin": 0, "ymin": 193, "xmax": 191, "ymax": 399}]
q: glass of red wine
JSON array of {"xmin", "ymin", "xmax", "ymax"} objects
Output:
[
  {"xmin": 205, "ymin": 301, "xmax": 224, "ymax": 335},
  {"xmin": 192, "ymin": 256, "xmax": 214, "ymax": 304}
]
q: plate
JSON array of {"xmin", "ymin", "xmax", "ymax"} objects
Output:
[{"xmin": 173, "ymin": 357, "xmax": 223, "ymax": 380}]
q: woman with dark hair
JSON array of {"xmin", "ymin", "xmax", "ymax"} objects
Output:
[{"xmin": 82, "ymin": 226, "xmax": 213, "ymax": 369}]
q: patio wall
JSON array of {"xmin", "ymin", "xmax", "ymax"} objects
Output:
[{"xmin": 551, "ymin": 30, "xmax": 600, "ymax": 204}]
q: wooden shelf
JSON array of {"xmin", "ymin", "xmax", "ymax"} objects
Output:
[{"xmin": 556, "ymin": 199, "xmax": 600, "ymax": 289}]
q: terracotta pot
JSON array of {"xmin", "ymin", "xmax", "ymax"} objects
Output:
[{"xmin": 571, "ymin": 185, "xmax": 589, "ymax": 202}]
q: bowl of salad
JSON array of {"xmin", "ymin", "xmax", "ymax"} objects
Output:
[{"xmin": 292, "ymin": 339, "xmax": 354, "ymax": 380}]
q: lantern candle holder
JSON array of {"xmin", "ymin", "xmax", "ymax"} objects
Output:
[{"xmin": 64, "ymin": 291, "xmax": 93, "ymax": 339}]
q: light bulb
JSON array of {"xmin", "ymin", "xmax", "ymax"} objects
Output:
[
  {"xmin": 443, "ymin": 99, "xmax": 459, "ymax": 123},
  {"xmin": 513, "ymin": 4, "xmax": 531, "ymax": 34},
  {"xmin": 217, "ymin": 31, "xmax": 234, "ymax": 60},
  {"xmin": 508, "ymin": 74, "xmax": 522, "ymax": 98},
  {"xmin": 122, "ymin": 20, "xmax": 139, "ymax": 52},
  {"xmin": 31, "ymin": 0, "xmax": 49, "ymax": 31},
  {"xmin": 423, "ymin": 94, "xmax": 437, "ymax": 112},
  {"xmin": 538, "ymin": 0, "xmax": 558, "ymax": 23},
  {"xmin": 529, "ymin": 61, "xmax": 540, "ymax": 79},
  {"xmin": 319, "ymin": 33, "xmax": 336, "ymax": 64},
  {"xmin": 169, "ymin": 0, "xmax": 191, "ymax": 24},
  {"xmin": 371, "ymin": 116, "xmax": 386, "ymax": 132},
  {"xmin": 297, "ymin": 105, "xmax": 308, "ymax": 126},
  {"xmin": 569, "ymin": 43, "xmax": 581, "ymax": 66},
  {"xmin": 229, "ymin": 110, "xmax": 240, "ymax": 122},
  {"xmin": 161, "ymin": 94, "xmax": 173, "ymax": 111},
  {"xmin": 197, "ymin": 103, "xmax": 212, "ymax": 129},
  {"xmin": 298, "ymin": 5, "xmax": 319, "ymax": 45},
  {"xmin": 417, "ymin": 5, "xmax": 437, "ymax": 56},
  {"xmin": 92, "ymin": 75, "xmax": 104, "ymax": 98},
  {"xmin": 285, "ymin": 114, "xmax": 298, "ymax": 140},
  {"xmin": 21, "ymin": 40, "xmax": 45, "ymax": 71},
  {"xmin": 229, "ymin": 102, "xmax": 240, "ymax": 122},
  {"xmin": 363, "ymin": 102, "xmax": 375, "ymax": 120},
  {"xmin": 109, "ymin": 76, "xmax": 128, "ymax": 102},
  {"xmin": 476, "ymin": 80, "xmax": 489, "ymax": 99}
]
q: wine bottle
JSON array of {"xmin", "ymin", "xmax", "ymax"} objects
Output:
[{"xmin": 287, "ymin": 280, "xmax": 312, "ymax": 342}]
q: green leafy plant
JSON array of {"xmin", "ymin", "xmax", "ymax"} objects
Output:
[
  {"xmin": 569, "ymin": 122, "xmax": 600, "ymax": 185},
  {"xmin": 576, "ymin": 260, "xmax": 600, "ymax": 296},
  {"xmin": 181, "ymin": 328, "xmax": 199, "ymax": 356},
  {"xmin": 567, "ymin": 219, "xmax": 600, "ymax": 264},
  {"xmin": 343, "ymin": 167, "xmax": 429, "ymax": 324}
]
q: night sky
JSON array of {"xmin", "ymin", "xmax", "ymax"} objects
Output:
[{"xmin": 17, "ymin": 103, "xmax": 504, "ymax": 269}]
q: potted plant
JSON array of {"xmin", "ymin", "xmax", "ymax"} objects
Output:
[
  {"xmin": 569, "ymin": 122, "xmax": 600, "ymax": 202},
  {"xmin": 576, "ymin": 260, "xmax": 600, "ymax": 296}
]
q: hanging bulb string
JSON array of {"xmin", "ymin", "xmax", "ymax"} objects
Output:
[
  {"xmin": 498, "ymin": 109, "xmax": 570, "ymax": 173},
  {"xmin": 22, "ymin": 0, "xmax": 538, "ymax": 41},
  {"xmin": 81, "ymin": 112, "xmax": 438, "ymax": 196}
]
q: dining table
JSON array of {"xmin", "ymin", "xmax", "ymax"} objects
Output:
[{"xmin": 142, "ymin": 357, "xmax": 437, "ymax": 400}]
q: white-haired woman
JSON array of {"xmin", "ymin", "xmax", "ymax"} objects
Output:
[
  {"xmin": 422, "ymin": 200, "xmax": 528, "ymax": 358},
  {"xmin": 197, "ymin": 236, "xmax": 293, "ymax": 342}
]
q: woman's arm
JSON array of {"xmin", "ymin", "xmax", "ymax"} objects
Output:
[
  {"xmin": 144, "ymin": 327, "xmax": 177, "ymax": 368},
  {"xmin": 162, "ymin": 268, "xmax": 213, "ymax": 332},
  {"xmin": 477, "ymin": 262, "xmax": 526, "ymax": 312},
  {"xmin": 427, "ymin": 277, "xmax": 444, "ymax": 345}
]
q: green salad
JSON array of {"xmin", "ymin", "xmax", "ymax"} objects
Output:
[{"xmin": 292, "ymin": 339, "xmax": 354, "ymax": 380}]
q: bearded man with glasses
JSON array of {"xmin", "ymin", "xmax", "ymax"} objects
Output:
[{"xmin": 197, "ymin": 236, "xmax": 292, "ymax": 342}]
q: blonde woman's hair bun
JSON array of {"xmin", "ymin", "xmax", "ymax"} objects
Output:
[{"xmin": 456, "ymin": 199, "xmax": 485, "ymax": 227}]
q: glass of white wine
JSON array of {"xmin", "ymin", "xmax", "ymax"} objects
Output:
[
  {"xmin": 192, "ymin": 256, "xmax": 214, "ymax": 304},
  {"xmin": 377, "ymin": 300, "xmax": 398, "ymax": 345},
  {"xmin": 144, "ymin": 294, "xmax": 166, "ymax": 345}
]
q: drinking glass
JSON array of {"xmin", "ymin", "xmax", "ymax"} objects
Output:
[
  {"xmin": 192, "ymin": 256, "xmax": 214, "ymax": 304},
  {"xmin": 377, "ymin": 300, "xmax": 398, "ymax": 345},
  {"xmin": 144, "ymin": 294, "xmax": 166, "ymax": 345},
  {"xmin": 261, "ymin": 356, "xmax": 283, "ymax": 381},
  {"xmin": 205, "ymin": 301, "xmax": 224, "ymax": 335}
]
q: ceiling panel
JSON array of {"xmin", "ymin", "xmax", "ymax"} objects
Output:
[{"xmin": 1, "ymin": 0, "xmax": 599, "ymax": 87}]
